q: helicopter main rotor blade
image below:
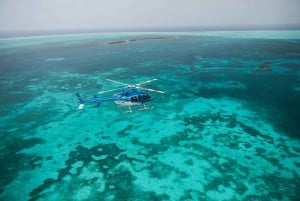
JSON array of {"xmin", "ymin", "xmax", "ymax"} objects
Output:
[
  {"xmin": 135, "ymin": 78, "xmax": 158, "ymax": 86},
  {"xmin": 136, "ymin": 86, "xmax": 165, "ymax": 94},
  {"xmin": 106, "ymin": 79, "xmax": 129, "ymax": 86},
  {"xmin": 98, "ymin": 87, "xmax": 126, "ymax": 94}
]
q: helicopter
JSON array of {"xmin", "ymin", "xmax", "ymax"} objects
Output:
[{"xmin": 75, "ymin": 78, "xmax": 164, "ymax": 113}]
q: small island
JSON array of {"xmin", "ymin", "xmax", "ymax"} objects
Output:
[{"xmin": 108, "ymin": 36, "xmax": 172, "ymax": 45}]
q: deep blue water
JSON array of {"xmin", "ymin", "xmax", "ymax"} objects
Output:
[{"xmin": 0, "ymin": 31, "xmax": 300, "ymax": 201}]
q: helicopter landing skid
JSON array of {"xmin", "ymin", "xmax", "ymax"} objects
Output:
[
  {"xmin": 119, "ymin": 104, "xmax": 153, "ymax": 113},
  {"xmin": 124, "ymin": 105, "xmax": 133, "ymax": 113},
  {"xmin": 138, "ymin": 104, "xmax": 154, "ymax": 111}
]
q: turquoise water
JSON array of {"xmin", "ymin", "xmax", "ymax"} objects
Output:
[{"xmin": 0, "ymin": 31, "xmax": 300, "ymax": 201}]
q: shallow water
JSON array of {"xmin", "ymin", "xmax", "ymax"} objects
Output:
[{"xmin": 0, "ymin": 31, "xmax": 300, "ymax": 201}]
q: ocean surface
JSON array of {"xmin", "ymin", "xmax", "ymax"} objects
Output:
[{"xmin": 0, "ymin": 31, "xmax": 300, "ymax": 201}]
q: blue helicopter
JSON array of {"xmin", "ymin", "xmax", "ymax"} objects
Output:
[{"xmin": 75, "ymin": 78, "xmax": 164, "ymax": 112}]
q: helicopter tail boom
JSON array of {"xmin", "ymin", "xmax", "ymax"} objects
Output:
[{"xmin": 76, "ymin": 93, "xmax": 118, "ymax": 110}]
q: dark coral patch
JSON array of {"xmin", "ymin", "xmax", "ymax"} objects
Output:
[
  {"xmin": 116, "ymin": 125, "xmax": 133, "ymax": 137},
  {"xmin": 148, "ymin": 162, "xmax": 173, "ymax": 179},
  {"xmin": 29, "ymin": 143, "xmax": 124, "ymax": 200},
  {"xmin": 0, "ymin": 137, "xmax": 45, "ymax": 194},
  {"xmin": 175, "ymin": 66, "xmax": 198, "ymax": 77},
  {"xmin": 28, "ymin": 143, "xmax": 167, "ymax": 201},
  {"xmin": 238, "ymin": 121, "xmax": 273, "ymax": 143},
  {"xmin": 252, "ymin": 61, "xmax": 273, "ymax": 74}
]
